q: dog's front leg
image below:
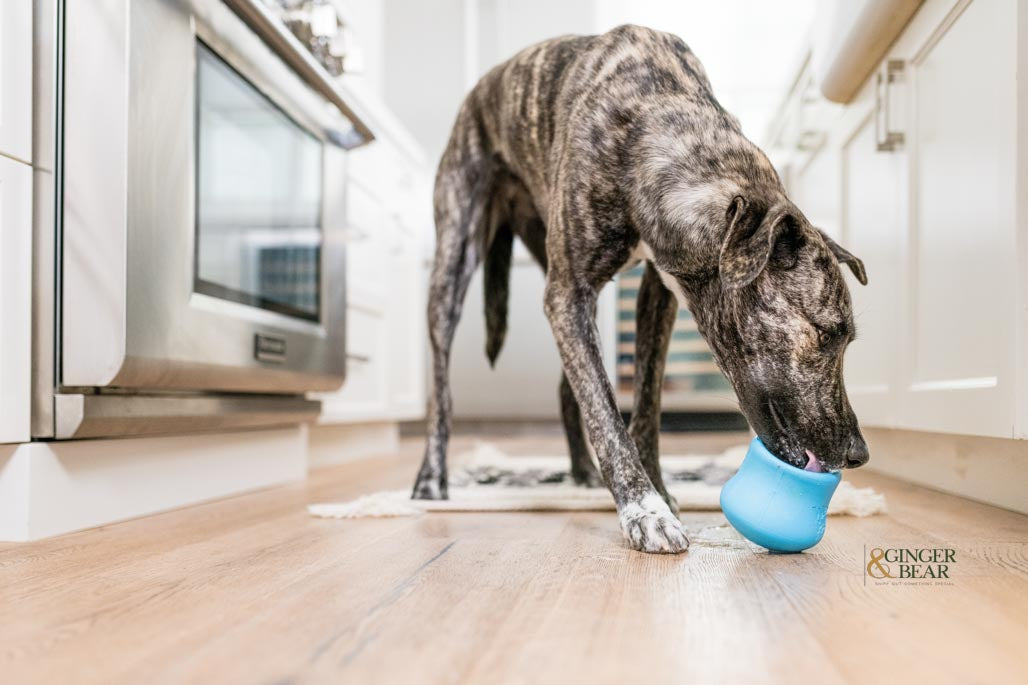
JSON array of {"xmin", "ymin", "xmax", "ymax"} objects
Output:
[{"xmin": 544, "ymin": 279, "xmax": 689, "ymax": 554}]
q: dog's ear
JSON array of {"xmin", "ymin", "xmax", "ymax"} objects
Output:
[
  {"xmin": 816, "ymin": 229, "xmax": 868, "ymax": 285},
  {"xmin": 718, "ymin": 197, "xmax": 791, "ymax": 289}
]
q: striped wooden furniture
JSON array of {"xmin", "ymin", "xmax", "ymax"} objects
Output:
[{"xmin": 616, "ymin": 265, "xmax": 734, "ymax": 409}]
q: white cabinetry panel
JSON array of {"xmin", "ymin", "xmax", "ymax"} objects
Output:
[
  {"xmin": 318, "ymin": 304, "xmax": 390, "ymax": 423},
  {"xmin": 791, "ymin": 145, "xmax": 841, "ymax": 238},
  {"xmin": 0, "ymin": 157, "xmax": 32, "ymax": 443},
  {"xmin": 773, "ymin": 0, "xmax": 1024, "ymax": 439},
  {"xmin": 842, "ymin": 116, "xmax": 906, "ymax": 426},
  {"xmin": 903, "ymin": 0, "xmax": 1017, "ymax": 437},
  {"xmin": 316, "ymin": 122, "xmax": 431, "ymax": 424}
]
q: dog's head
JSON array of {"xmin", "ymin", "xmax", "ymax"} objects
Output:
[{"xmin": 694, "ymin": 196, "xmax": 869, "ymax": 472}]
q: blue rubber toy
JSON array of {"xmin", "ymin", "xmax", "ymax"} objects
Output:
[{"xmin": 720, "ymin": 437, "xmax": 841, "ymax": 553}]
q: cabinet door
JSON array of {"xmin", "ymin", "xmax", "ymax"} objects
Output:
[
  {"xmin": 842, "ymin": 115, "xmax": 906, "ymax": 426},
  {"xmin": 0, "ymin": 2, "xmax": 31, "ymax": 162},
  {"xmin": 0, "ymin": 157, "xmax": 32, "ymax": 443},
  {"xmin": 317, "ymin": 303, "xmax": 391, "ymax": 423},
  {"xmin": 901, "ymin": 0, "xmax": 1017, "ymax": 437}
]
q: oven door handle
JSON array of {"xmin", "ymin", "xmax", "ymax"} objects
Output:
[{"xmin": 222, "ymin": 0, "xmax": 375, "ymax": 149}]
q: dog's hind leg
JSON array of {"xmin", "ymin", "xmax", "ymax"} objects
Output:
[
  {"xmin": 560, "ymin": 372, "xmax": 603, "ymax": 487},
  {"xmin": 412, "ymin": 133, "xmax": 492, "ymax": 500},
  {"xmin": 628, "ymin": 262, "xmax": 678, "ymax": 513}
]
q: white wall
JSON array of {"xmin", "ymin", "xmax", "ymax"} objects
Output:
[
  {"xmin": 380, "ymin": 0, "xmax": 472, "ymax": 164},
  {"xmin": 343, "ymin": 0, "xmax": 386, "ymax": 95},
  {"xmin": 363, "ymin": 0, "xmax": 603, "ymax": 164},
  {"xmin": 474, "ymin": 0, "xmax": 601, "ymax": 71},
  {"xmin": 450, "ymin": 246, "xmax": 616, "ymax": 419},
  {"xmin": 594, "ymin": 0, "xmax": 815, "ymax": 143}
]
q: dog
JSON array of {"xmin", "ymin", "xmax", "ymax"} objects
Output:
[{"xmin": 411, "ymin": 25, "xmax": 870, "ymax": 554}]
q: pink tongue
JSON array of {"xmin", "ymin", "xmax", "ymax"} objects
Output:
[{"xmin": 804, "ymin": 449, "xmax": 824, "ymax": 473}]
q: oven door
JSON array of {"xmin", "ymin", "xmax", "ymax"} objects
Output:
[{"xmin": 60, "ymin": 0, "xmax": 370, "ymax": 399}]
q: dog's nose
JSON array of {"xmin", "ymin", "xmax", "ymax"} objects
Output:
[{"xmin": 845, "ymin": 434, "xmax": 870, "ymax": 468}]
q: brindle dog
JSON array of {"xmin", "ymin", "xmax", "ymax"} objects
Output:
[{"xmin": 412, "ymin": 25, "xmax": 870, "ymax": 554}]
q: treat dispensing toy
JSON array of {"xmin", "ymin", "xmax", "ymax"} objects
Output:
[{"xmin": 720, "ymin": 437, "xmax": 841, "ymax": 553}]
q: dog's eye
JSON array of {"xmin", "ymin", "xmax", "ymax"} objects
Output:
[{"xmin": 818, "ymin": 330, "xmax": 833, "ymax": 348}]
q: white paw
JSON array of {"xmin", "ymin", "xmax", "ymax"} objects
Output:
[{"xmin": 619, "ymin": 494, "xmax": 689, "ymax": 554}]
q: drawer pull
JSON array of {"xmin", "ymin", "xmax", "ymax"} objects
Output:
[{"xmin": 875, "ymin": 60, "xmax": 905, "ymax": 152}]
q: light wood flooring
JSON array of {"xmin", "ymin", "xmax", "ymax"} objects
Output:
[{"xmin": 1, "ymin": 432, "xmax": 1026, "ymax": 684}]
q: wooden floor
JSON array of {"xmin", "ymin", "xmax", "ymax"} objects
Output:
[{"xmin": 2, "ymin": 432, "xmax": 1026, "ymax": 684}]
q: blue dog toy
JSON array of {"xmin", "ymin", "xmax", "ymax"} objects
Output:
[{"xmin": 720, "ymin": 437, "xmax": 841, "ymax": 553}]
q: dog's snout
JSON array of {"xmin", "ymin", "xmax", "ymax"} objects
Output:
[{"xmin": 845, "ymin": 434, "xmax": 870, "ymax": 468}]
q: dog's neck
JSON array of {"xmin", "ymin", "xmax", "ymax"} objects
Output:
[{"xmin": 629, "ymin": 116, "xmax": 786, "ymax": 289}]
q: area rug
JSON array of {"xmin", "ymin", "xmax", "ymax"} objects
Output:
[{"xmin": 308, "ymin": 442, "xmax": 887, "ymax": 519}]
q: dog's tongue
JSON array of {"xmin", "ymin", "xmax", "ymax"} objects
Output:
[{"xmin": 804, "ymin": 449, "xmax": 824, "ymax": 473}]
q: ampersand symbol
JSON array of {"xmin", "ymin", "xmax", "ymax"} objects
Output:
[{"xmin": 867, "ymin": 547, "xmax": 892, "ymax": 578}]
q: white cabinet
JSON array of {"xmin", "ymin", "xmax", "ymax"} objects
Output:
[
  {"xmin": 791, "ymin": 144, "xmax": 841, "ymax": 238},
  {"xmin": 772, "ymin": 0, "xmax": 1025, "ymax": 439},
  {"xmin": 842, "ymin": 114, "xmax": 906, "ymax": 427},
  {"xmin": 0, "ymin": 2, "xmax": 31, "ymax": 162},
  {"xmin": 321, "ymin": 300, "xmax": 391, "ymax": 422},
  {"xmin": 0, "ymin": 156, "xmax": 32, "ymax": 443},
  {"xmin": 902, "ymin": 0, "xmax": 1018, "ymax": 436},
  {"xmin": 315, "ymin": 112, "xmax": 431, "ymax": 425}
]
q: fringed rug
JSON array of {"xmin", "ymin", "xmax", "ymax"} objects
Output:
[{"xmin": 309, "ymin": 442, "xmax": 887, "ymax": 519}]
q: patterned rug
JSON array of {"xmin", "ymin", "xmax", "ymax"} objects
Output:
[{"xmin": 309, "ymin": 442, "xmax": 887, "ymax": 519}]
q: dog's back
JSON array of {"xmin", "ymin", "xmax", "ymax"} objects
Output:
[{"xmin": 447, "ymin": 25, "xmax": 734, "ymax": 216}]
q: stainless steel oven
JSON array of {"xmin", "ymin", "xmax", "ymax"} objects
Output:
[{"xmin": 31, "ymin": 0, "xmax": 373, "ymax": 439}]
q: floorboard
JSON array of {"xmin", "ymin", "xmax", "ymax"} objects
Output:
[{"xmin": 1, "ymin": 432, "xmax": 1025, "ymax": 684}]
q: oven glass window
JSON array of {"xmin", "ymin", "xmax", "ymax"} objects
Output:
[{"xmin": 195, "ymin": 41, "xmax": 322, "ymax": 322}]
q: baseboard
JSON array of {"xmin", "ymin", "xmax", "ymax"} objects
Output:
[
  {"xmin": 308, "ymin": 421, "xmax": 399, "ymax": 468},
  {"xmin": 863, "ymin": 427, "xmax": 1028, "ymax": 515},
  {"xmin": 0, "ymin": 425, "xmax": 307, "ymax": 542}
]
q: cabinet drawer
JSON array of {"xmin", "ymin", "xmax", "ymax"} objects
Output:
[
  {"xmin": 317, "ymin": 352, "xmax": 388, "ymax": 423},
  {"xmin": 346, "ymin": 305, "xmax": 383, "ymax": 361},
  {"xmin": 347, "ymin": 181, "xmax": 394, "ymax": 236},
  {"xmin": 336, "ymin": 353, "xmax": 387, "ymax": 414},
  {"xmin": 315, "ymin": 304, "xmax": 388, "ymax": 423}
]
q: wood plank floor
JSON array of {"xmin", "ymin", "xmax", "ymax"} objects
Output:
[{"xmin": 1, "ymin": 432, "xmax": 1026, "ymax": 684}]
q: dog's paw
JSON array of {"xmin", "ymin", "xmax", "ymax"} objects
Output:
[
  {"xmin": 619, "ymin": 494, "xmax": 689, "ymax": 554},
  {"xmin": 661, "ymin": 491, "xmax": 680, "ymax": 516}
]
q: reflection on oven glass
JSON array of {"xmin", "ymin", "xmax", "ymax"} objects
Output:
[{"xmin": 195, "ymin": 41, "xmax": 323, "ymax": 322}]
